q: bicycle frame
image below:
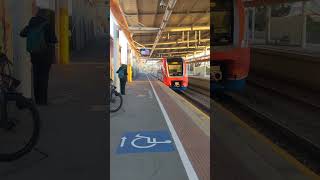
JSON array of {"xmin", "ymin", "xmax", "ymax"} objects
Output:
[
  {"xmin": 109, "ymin": 78, "xmax": 123, "ymax": 113},
  {"xmin": 0, "ymin": 89, "xmax": 8, "ymax": 128},
  {"xmin": 0, "ymin": 53, "xmax": 25, "ymax": 129},
  {"xmin": 110, "ymin": 79, "xmax": 118, "ymax": 97},
  {"xmin": 0, "ymin": 52, "xmax": 40, "ymax": 162},
  {"xmin": 0, "ymin": 88, "xmax": 25, "ymax": 129}
]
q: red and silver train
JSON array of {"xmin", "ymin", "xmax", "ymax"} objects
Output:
[
  {"xmin": 212, "ymin": 0, "xmax": 250, "ymax": 92},
  {"xmin": 155, "ymin": 57, "xmax": 188, "ymax": 91}
]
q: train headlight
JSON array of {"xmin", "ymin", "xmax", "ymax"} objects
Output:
[
  {"xmin": 215, "ymin": 73, "xmax": 221, "ymax": 80},
  {"xmin": 212, "ymin": 66, "xmax": 222, "ymax": 81}
]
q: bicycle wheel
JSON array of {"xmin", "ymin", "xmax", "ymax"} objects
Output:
[
  {"xmin": 110, "ymin": 91, "xmax": 123, "ymax": 113},
  {"xmin": 0, "ymin": 96, "xmax": 40, "ymax": 162}
]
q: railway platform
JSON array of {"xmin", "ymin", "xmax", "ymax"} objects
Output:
[{"xmin": 110, "ymin": 73, "xmax": 210, "ymax": 180}]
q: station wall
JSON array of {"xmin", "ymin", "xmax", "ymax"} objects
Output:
[
  {"xmin": 248, "ymin": 0, "xmax": 320, "ymax": 48},
  {"xmin": 1, "ymin": 0, "xmax": 34, "ymax": 98},
  {"xmin": 71, "ymin": 0, "xmax": 107, "ymax": 51}
]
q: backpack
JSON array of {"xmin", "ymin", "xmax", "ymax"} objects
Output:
[
  {"xmin": 26, "ymin": 22, "xmax": 48, "ymax": 54},
  {"xmin": 118, "ymin": 68, "xmax": 125, "ymax": 79}
]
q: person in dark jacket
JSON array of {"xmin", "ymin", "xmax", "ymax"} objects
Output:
[
  {"xmin": 20, "ymin": 8, "xmax": 57, "ymax": 105},
  {"xmin": 116, "ymin": 64, "xmax": 128, "ymax": 95}
]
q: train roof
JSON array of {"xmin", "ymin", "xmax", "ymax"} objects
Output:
[{"xmin": 165, "ymin": 57, "xmax": 184, "ymax": 62}]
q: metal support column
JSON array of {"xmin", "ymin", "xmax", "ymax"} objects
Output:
[
  {"xmin": 59, "ymin": 0, "xmax": 69, "ymax": 64},
  {"xmin": 55, "ymin": 0, "xmax": 60, "ymax": 64},
  {"xmin": 302, "ymin": 1, "xmax": 307, "ymax": 48},
  {"xmin": 113, "ymin": 24, "xmax": 120, "ymax": 89},
  {"xmin": 128, "ymin": 64, "xmax": 132, "ymax": 82},
  {"xmin": 266, "ymin": 6, "xmax": 271, "ymax": 44},
  {"xmin": 8, "ymin": 0, "xmax": 33, "ymax": 98},
  {"xmin": 252, "ymin": 7, "xmax": 255, "ymax": 43},
  {"xmin": 127, "ymin": 48, "xmax": 132, "ymax": 83}
]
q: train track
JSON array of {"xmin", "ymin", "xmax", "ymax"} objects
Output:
[
  {"xmin": 148, "ymin": 73, "xmax": 210, "ymax": 115},
  {"xmin": 176, "ymin": 87, "xmax": 210, "ymax": 116},
  {"xmin": 216, "ymin": 85, "xmax": 320, "ymax": 175},
  {"xmin": 246, "ymin": 76, "xmax": 320, "ymax": 110}
]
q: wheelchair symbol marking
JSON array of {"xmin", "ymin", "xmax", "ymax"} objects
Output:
[
  {"xmin": 129, "ymin": 134, "xmax": 172, "ymax": 149},
  {"xmin": 117, "ymin": 131, "xmax": 175, "ymax": 154},
  {"xmin": 120, "ymin": 134, "xmax": 172, "ymax": 149}
]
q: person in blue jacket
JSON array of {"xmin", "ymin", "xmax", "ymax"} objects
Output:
[
  {"xmin": 116, "ymin": 64, "xmax": 128, "ymax": 95},
  {"xmin": 20, "ymin": 8, "xmax": 57, "ymax": 105}
]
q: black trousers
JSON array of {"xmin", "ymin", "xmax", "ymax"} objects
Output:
[
  {"xmin": 32, "ymin": 62, "xmax": 51, "ymax": 105},
  {"xmin": 120, "ymin": 79, "xmax": 127, "ymax": 95}
]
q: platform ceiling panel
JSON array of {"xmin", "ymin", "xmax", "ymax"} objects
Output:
[
  {"xmin": 140, "ymin": 15, "xmax": 156, "ymax": 27},
  {"xmin": 137, "ymin": 0, "xmax": 158, "ymax": 14},
  {"xmin": 119, "ymin": 0, "xmax": 210, "ymax": 58},
  {"xmin": 120, "ymin": 0, "xmax": 139, "ymax": 26}
]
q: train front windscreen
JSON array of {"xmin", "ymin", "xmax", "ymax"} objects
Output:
[
  {"xmin": 167, "ymin": 58, "xmax": 183, "ymax": 76},
  {"xmin": 212, "ymin": 0, "xmax": 233, "ymax": 45}
]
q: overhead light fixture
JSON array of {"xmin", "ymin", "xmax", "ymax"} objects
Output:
[{"xmin": 160, "ymin": 0, "xmax": 167, "ymax": 9}]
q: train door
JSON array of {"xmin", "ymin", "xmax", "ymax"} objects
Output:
[
  {"xmin": 212, "ymin": 0, "xmax": 234, "ymax": 85},
  {"xmin": 244, "ymin": 6, "xmax": 255, "ymax": 46},
  {"xmin": 0, "ymin": 0, "xmax": 5, "ymax": 54},
  {"xmin": 183, "ymin": 60, "xmax": 186, "ymax": 77},
  {"xmin": 158, "ymin": 61, "xmax": 164, "ymax": 81}
]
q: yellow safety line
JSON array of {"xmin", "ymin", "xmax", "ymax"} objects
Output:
[{"xmin": 213, "ymin": 101, "xmax": 320, "ymax": 179}]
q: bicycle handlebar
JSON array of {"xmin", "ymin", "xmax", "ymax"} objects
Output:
[{"xmin": 0, "ymin": 73, "xmax": 21, "ymax": 91}]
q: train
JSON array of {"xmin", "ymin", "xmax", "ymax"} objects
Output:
[
  {"xmin": 212, "ymin": 0, "xmax": 250, "ymax": 93},
  {"xmin": 155, "ymin": 57, "xmax": 188, "ymax": 91}
]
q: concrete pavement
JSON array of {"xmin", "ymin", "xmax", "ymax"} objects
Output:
[
  {"xmin": 0, "ymin": 38, "xmax": 108, "ymax": 180},
  {"xmin": 110, "ymin": 73, "xmax": 189, "ymax": 180}
]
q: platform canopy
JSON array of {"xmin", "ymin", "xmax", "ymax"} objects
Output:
[
  {"xmin": 118, "ymin": 0, "xmax": 210, "ymax": 58},
  {"xmin": 242, "ymin": 0, "xmax": 309, "ymax": 7}
]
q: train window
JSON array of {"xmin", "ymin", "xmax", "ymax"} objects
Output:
[
  {"xmin": 167, "ymin": 61, "xmax": 183, "ymax": 76},
  {"xmin": 212, "ymin": 0, "xmax": 233, "ymax": 45},
  {"xmin": 189, "ymin": 64, "xmax": 194, "ymax": 71}
]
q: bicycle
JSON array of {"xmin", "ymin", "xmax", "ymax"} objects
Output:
[
  {"xmin": 109, "ymin": 79, "xmax": 123, "ymax": 113},
  {"xmin": 0, "ymin": 53, "xmax": 40, "ymax": 162}
]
